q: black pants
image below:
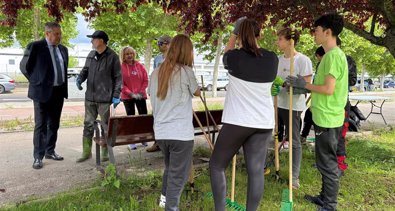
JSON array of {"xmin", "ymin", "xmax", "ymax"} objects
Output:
[
  {"xmin": 314, "ymin": 125, "xmax": 342, "ymax": 211},
  {"xmin": 33, "ymin": 87, "xmax": 64, "ymax": 159},
  {"xmin": 301, "ymin": 108, "xmax": 313, "ymax": 137},
  {"xmin": 123, "ymin": 99, "xmax": 147, "ymax": 115},
  {"xmin": 210, "ymin": 123, "xmax": 272, "ymax": 211}
]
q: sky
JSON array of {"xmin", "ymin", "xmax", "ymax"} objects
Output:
[{"xmin": 70, "ymin": 14, "xmax": 94, "ymax": 44}]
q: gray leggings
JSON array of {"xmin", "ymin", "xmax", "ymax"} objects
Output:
[{"xmin": 209, "ymin": 123, "xmax": 272, "ymax": 211}]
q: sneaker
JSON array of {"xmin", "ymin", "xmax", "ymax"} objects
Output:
[
  {"xmin": 292, "ymin": 178, "xmax": 300, "ymax": 189},
  {"xmin": 128, "ymin": 144, "xmax": 137, "ymax": 150},
  {"xmin": 159, "ymin": 194, "xmax": 166, "ymax": 208},
  {"xmin": 283, "ymin": 141, "xmax": 289, "ymax": 149},
  {"xmin": 147, "ymin": 142, "xmax": 161, "ymax": 152},
  {"xmin": 304, "ymin": 194, "xmax": 324, "ymax": 207}
]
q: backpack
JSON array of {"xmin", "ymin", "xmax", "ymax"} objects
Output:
[
  {"xmin": 347, "ymin": 55, "xmax": 357, "ymax": 86},
  {"xmin": 350, "ymin": 105, "xmax": 366, "ymax": 121},
  {"xmin": 348, "ymin": 109, "xmax": 361, "ymax": 132}
]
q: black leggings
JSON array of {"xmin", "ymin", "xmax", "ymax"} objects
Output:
[
  {"xmin": 123, "ymin": 99, "xmax": 147, "ymax": 115},
  {"xmin": 209, "ymin": 123, "xmax": 272, "ymax": 211}
]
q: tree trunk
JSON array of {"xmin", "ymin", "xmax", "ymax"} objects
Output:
[
  {"xmin": 380, "ymin": 74, "xmax": 385, "ymax": 91},
  {"xmin": 144, "ymin": 39, "xmax": 153, "ymax": 74},
  {"xmin": 360, "ymin": 66, "xmax": 366, "ymax": 92},
  {"xmin": 212, "ymin": 34, "xmax": 223, "ymax": 97},
  {"xmin": 33, "ymin": 8, "xmax": 40, "ymax": 40}
]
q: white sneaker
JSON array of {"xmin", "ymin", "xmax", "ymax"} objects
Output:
[
  {"xmin": 283, "ymin": 141, "xmax": 289, "ymax": 149},
  {"xmin": 292, "ymin": 178, "xmax": 300, "ymax": 189},
  {"xmin": 159, "ymin": 194, "xmax": 166, "ymax": 208}
]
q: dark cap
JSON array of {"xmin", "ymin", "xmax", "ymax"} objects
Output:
[
  {"xmin": 155, "ymin": 35, "xmax": 172, "ymax": 43},
  {"xmin": 87, "ymin": 30, "xmax": 109, "ymax": 43}
]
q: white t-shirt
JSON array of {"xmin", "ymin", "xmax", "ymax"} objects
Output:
[
  {"xmin": 222, "ymin": 48, "xmax": 279, "ymax": 129},
  {"xmin": 277, "ymin": 53, "xmax": 313, "ymax": 111},
  {"xmin": 148, "ymin": 65, "xmax": 198, "ymax": 141}
]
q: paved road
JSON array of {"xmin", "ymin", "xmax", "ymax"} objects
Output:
[{"xmin": 0, "ymin": 78, "xmax": 227, "ymax": 103}]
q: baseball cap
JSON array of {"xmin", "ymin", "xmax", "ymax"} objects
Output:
[
  {"xmin": 155, "ymin": 35, "xmax": 172, "ymax": 44},
  {"xmin": 87, "ymin": 30, "xmax": 109, "ymax": 43}
]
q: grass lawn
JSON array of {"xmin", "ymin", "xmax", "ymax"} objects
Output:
[{"xmin": 3, "ymin": 129, "xmax": 395, "ymax": 211}]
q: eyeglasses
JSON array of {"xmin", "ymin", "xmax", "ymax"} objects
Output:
[{"xmin": 157, "ymin": 41, "xmax": 168, "ymax": 46}]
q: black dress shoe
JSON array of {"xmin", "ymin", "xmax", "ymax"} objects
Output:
[
  {"xmin": 45, "ymin": 152, "xmax": 64, "ymax": 161},
  {"xmin": 32, "ymin": 159, "xmax": 43, "ymax": 169}
]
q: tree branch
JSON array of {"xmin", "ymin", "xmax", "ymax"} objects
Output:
[
  {"xmin": 344, "ymin": 21, "xmax": 385, "ymax": 46},
  {"xmin": 370, "ymin": 13, "xmax": 377, "ymax": 35},
  {"xmin": 382, "ymin": 0, "xmax": 395, "ymax": 27},
  {"xmin": 299, "ymin": 0, "xmax": 319, "ymax": 19}
]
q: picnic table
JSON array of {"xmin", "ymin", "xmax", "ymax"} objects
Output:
[{"xmin": 349, "ymin": 95, "xmax": 390, "ymax": 125}]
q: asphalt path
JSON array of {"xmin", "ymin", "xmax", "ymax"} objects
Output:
[{"xmin": 0, "ymin": 77, "xmax": 227, "ymax": 103}]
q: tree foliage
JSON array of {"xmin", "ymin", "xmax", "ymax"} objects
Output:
[
  {"xmin": 1, "ymin": 0, "xmax": 394, "ymax": 57},
  {"xmin": 0, "ymin": 0, "xmax": 77, "ymax": 48},
  {"xmin": 90, "ymin": 3, "xmax": 177, "ymax": 55}
]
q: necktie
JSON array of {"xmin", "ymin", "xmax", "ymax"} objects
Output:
[{"xmin": 52, "ymin": 46, "xmax": 63, "ymax": 85}]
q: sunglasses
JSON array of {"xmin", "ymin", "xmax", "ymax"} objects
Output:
[{"xmin": 157, "ymin": 41, "xmax": 168, "ymax": 46}]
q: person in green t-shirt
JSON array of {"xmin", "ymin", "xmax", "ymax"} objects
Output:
[{"xmin": 287, "ymin": 13, "xmax": 348, "ymax": 211}]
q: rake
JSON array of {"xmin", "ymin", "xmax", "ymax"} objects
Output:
[{"xmin": 280, "ymin": 33, "xmax": 295, "ymax": 211}]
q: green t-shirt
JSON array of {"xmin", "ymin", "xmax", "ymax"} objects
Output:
[{"xmin": 311, "ymin": 47, "xmax": 348, "ymax": 128}]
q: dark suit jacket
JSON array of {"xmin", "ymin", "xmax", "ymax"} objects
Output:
[{"xmin": 20, "ymin": 39, "xmax": 68, "ymax": 103}]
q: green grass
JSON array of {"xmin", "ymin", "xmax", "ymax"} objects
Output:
[
  {"xmin": 0, "ymin": 115, "xmax": 84, "ymax": 132},
  {"xmin": 2, "ymin": 130, "xmax": 395, "ymax": 211}
]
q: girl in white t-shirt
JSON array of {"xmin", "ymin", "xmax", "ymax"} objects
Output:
[{"xmin": 209, "ymin": 18, "xmax": 278, "ymax": 211}]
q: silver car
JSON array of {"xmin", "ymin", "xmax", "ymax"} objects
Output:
[{"xmin": 0, "ymin": 73, "xmax": 16, "ymax": 94}]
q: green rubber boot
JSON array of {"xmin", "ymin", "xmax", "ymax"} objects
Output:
[
  {"xmin": 101, "ymin": 146, "xmax": 109, "ymax": 162},
  {"xmin": 76, "ymin": 137, "xmax": 92, "ymax": 163}
]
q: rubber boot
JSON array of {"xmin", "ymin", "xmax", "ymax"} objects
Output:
[
  {"xmin": 101, "ymin": 146, "xmax": 109, "ymax": 162},
  {"xmin": 76, "ymin": 137, "xmax": 92, "ymax": 163}
]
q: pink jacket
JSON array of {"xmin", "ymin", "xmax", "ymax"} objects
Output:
[{"xmin": 120, "ymin": 61, "xmax": 148, "ymax": 100}]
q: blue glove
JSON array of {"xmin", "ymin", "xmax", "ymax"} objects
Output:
[
  {"xmin": 286, "ymin": 74, "xmax": 307, "ymax": 88},
  {"xmin": 76, "ymin": 78, "xmax": 83, "ymax": 90},
  {"xmin": 112, "ymin": 97, "xmax": 120, "ymax": 108},
  {"xmin": 233, "ymin": 16, "xmax": 247, "ymax": 35}
]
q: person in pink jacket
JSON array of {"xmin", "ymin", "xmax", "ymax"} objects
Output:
[{"xmin": 120, "ymin": 46, "xmax": 149, "ymax": 150}]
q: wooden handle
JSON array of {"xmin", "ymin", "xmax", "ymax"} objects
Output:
[
  {"xmin": 231, "ymin": 155, "xmax": 236, "ymax": 202},
  {"xmin": 274, "ymin": 96, "xmax": 280, "ymax": 172},
  {"xmin": 193, "ymin": 110, "xmax": 214, "ymax": 151},
  {"xmin": 289, "ymin": 38, "xmax": 295, "ymax": 202}
]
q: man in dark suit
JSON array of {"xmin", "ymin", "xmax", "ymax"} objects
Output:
[{"xmin": 20, "ymin": 22, "xmax": 68, "ymax": 169}]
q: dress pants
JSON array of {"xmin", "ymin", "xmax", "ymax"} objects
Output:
[{"xmin": 33, "ymin": 86, "xmax": 64, "ymax": 159}]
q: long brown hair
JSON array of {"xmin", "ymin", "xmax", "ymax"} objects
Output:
[
  {"xmin": 239, "ymin": 19, "xmax": 262, "ymax": 56},
  {"xmin": 157, "ymin": 34, "xmax": 194, "ymax": 100}
]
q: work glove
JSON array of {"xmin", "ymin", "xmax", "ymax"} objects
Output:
[
  {"xmin": 273, "ymin": 76, "xmax": 285, "ymax": 87},
  {"xmin": 233, "ymin": 16, "xmax": 247, "ymax": 35},
  {"xmin": 286, "ymin": 74, "xmax": 307, "ymax": 89},
  {"xmin": 137, "ymin": 93, "xmax": 144, "ymax": 99},
  {"xmin": 271, "ymin": 84, "xmax": 280, "ymax": 96},
  {"xmin": 76, "ymin": 78, "xmax": 83, "ymax": 90},
  {"xmin": 112, "ymin": 97, "xmax": 120, "ymax": 108},
  {"xmin": 130, "ymin": 93, "xmax": 142, "ymax": 100},
  {"xmin": 287, "ymin": 87, "xmax": 310, "ymax": 95}
]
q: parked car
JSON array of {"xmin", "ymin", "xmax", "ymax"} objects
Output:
[
  {"xmin": 67, "ymin": 69, "xmax": 80, "ymax": 79},
  {"xmin": 353, "ymin": 79, "xmax": 375, "ymax": 91},
  {"xmin": 0, "ymin": 73, "xmax": 16, "ymax": 94},
  {"xmin": 384, "ymin": 80, "xmax": 395, "ymax": 88},
  {"xmin": 198, "ymin": 75, "xmax": 229, "ymax": 91}
]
